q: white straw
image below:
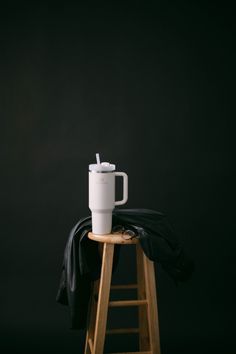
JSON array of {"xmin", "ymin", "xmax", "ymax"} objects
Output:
[{"xmin": 96, "ymin": 153, "xmax": 101, "ymax": 165}]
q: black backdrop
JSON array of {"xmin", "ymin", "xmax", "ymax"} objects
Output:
[{"xmin": 1, "ymin": 1, "xmax": 235, "ymax": 353}]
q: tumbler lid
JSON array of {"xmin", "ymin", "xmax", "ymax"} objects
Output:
[{"xmin": 89, "ymin": 153, "xmax": 115, "ymax": 172}]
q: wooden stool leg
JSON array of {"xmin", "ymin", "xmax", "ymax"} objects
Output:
[
  {"xmin": 143, "ymin": 252, "xmax": 161, "ymax": 354},
  {"xmin": 85, "ymin": 280, "xmax": 100, "ymax": 354},
  {"xmin": 136, "ymin": 243, "xmax": 150, "ymax": 351},
  {"xmin": 93, "ymin": 242, "xmax": 114, "ymax": 354}
]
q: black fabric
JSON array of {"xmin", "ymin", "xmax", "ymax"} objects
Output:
[{"xmin": 56, "ymin": 209, "xmax": 194, "ymax": 329}]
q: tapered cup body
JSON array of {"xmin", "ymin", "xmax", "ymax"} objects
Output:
[{"xmin": 89, "ymin": 171, "xmax": 115, "ymax": 234}]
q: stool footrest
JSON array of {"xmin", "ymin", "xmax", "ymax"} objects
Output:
[
  {"xmin": 107, "ymin": 352, "xmax": 151, "ymax": 354},
  {"xmin": 106, "ymin": 328, "xmax": 139, "ymax": 335},
  {"xmin": 109, "ymin": 300, "xmax": 147, "ymax": 307}
]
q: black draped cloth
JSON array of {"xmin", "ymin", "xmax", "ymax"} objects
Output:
[{"xmin": 56, "ymin": 209, "xmax": 194, "ymax": 329}]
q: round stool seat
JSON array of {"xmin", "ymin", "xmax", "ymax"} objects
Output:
[{"xmin": 88, "ymin": 232, "xmax": 138, "ymax": 244}]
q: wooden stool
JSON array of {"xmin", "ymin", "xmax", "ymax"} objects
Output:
[{"xmin": 84, "ymin": 232, "xmax": 161, "ymax": 354}]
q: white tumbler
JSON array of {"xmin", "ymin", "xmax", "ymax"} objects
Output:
[{"xmin": 89, "ymin": 154, "xmax": 128, "ymax": 235}]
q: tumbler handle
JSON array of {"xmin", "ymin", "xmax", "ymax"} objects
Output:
[{"xmin": 114, "ymin": 172, "xmax": 128, "ymax": 206}]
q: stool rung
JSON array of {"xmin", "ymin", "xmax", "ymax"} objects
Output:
[
  {"xmin": 109, "ymin": 299, "xmax": 147, "ymax": 307},
  {"xmin": 106, "ymin": 327, "xmax": 139, "ymax": 335},
  {"xmin": 107, "ymin": 352, "xmax": 151, "ymax": 354},
  {"xmin": 111, "ymin": 284, "xmax": 137, "ymax": 290}
]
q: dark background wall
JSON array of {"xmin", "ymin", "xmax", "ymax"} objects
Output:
[{"xmin": 1, "ymin": 1, "xmax": 235, "ymax": 353}]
